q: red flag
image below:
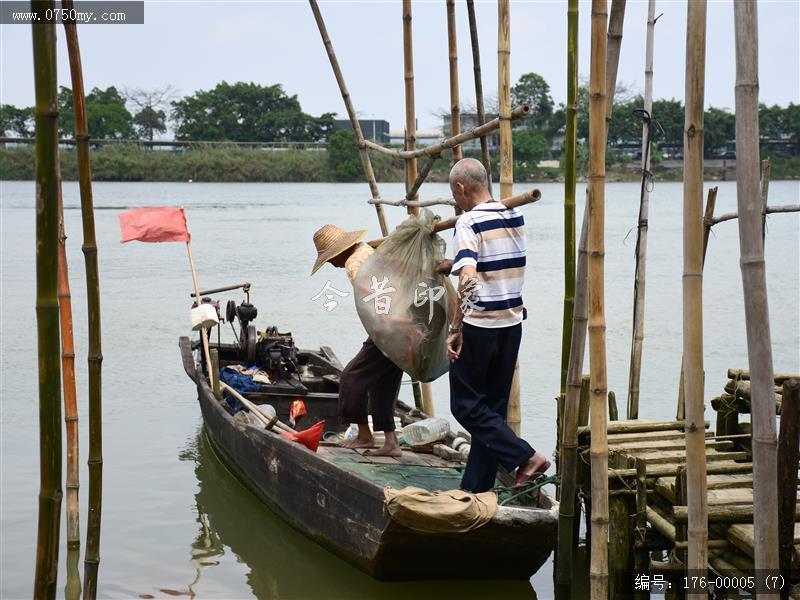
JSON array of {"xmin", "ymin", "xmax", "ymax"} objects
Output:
[
  {"xmin": 281, "ymin": 420, "xmax": 325, "ymax": 453},
  {"xmin": 119, "ymin": 207, "xmax": 190, "ymax": 243}
]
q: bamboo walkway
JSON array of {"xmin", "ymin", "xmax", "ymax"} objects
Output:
[{"xmin": 576, "ymin": 375, "xmax": 800, "ymax": 597}]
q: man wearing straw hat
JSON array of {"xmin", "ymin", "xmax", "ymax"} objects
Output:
[{"xmin": 311, "ymin": 224, "xmax": 403, "ymax": 457}]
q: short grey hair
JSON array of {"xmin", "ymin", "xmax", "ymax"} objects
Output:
[{"xmin": 449, "ymin": 157, "xmax": 488, "ymax": 191}]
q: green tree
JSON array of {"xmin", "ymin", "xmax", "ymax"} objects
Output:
[
  {"xmin": 650, "ymin": 99, "xmax": 684, "ymax": 147},
  {"xmin": 133, "ymin": 106, "xmax": 167, "ymax": 140},
  {"xmin": 704, "ymin": 107, "xmax": 735, "ymax": 156},
  {"xmin": 0, "ymin": 104, "xmax": 34, "ymax": 137},
  {"xmin": 328, "ymin": 129, "xmax": 362, "ymax": 181},
  {"xmin": 171, "ymin": 81, "xmax": 333, "ymax": 142},
  {"xmin": 511, "ymin": 72, "xmax": 554, "ymax": 130},
  {"xmin": 58, "ymin": 85, "xmax": 135, "ymax": 139},
  {"xmin": 513, "ymin": 129, "xmax": 550, "ymax": 163}
]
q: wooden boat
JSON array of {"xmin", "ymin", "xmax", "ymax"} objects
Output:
[{"xmin": 179, "ymin": 306, "xmax": 557, "ymax": 580}]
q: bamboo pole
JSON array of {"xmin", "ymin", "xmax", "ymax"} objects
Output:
[
  {"xmin": 555, "ymin": 207, "xmax": 589, "ymax": 597},
  {"xmin": 496, "ymin": 0, "xmax": 520, "ymax": 436},
  {"xmin": 308, "ymin": 0, "xmax": 388, "ymax": 237},
  {"xmin": 446, "ymin": 0, "xmax": 461, "ymax": 164},
  {"xmin": 364, "ymin": 105, "xmax": 530, "ymax": 160},
  {"xmin": 32, "ymin": 6, "xmax": 64, "ymax": 597},
  {"xmin": 62, "ymin": 3, "xmax": 103, "ymax": 595},
  {"xmin": 626, "ymin": 0, "xmax": 655, "ymax": 420},
  {"xmin": 56, "ymin": 164, "xmax": 80, "ymax": 554},
  {"xmin": 760, "ymin": 158, "xmax": 770, "ymax": 243},
  {"xmin": 604, "ymin": 0, "xmax": 627, "ymax": 130},
  {"xmin": 559, "ymin": 0, "xmax": 579, "ymax": 403},
  {"xmin": 466, "ymin": 0, "xmax": 492, "ymax": 192},
  {"xmin": 709, "ymin": 203, "xmax": 799, "ymax": 226},
  {"xmin": 777, "ymin": 379, "xmax": 799, "ymax": 582},
  {"xmin": 588, "ymin": 2, "xmax": 609, "ymax": 598},
  {"xmin": 682, "ymin": 0, "xmax": 709, "ymax": 583},
  {"xmin": 734, "ymin": 0, "xmax": 779, "ymax": 577}
]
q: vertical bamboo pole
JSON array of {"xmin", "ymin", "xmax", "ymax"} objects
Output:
[
  {"xmin": 682, "ymin": 0, "xmax": 709, "ymax": 583},
  {"xmin": 32, "ymin": 5, "xmax": 63, "ymax": 597},
  {"xmin": 555, "ymin": 207, "xmax": 589, "ymax": 597},
  {"xmin": 627, "ymin": 0, "xmax": 656, "ymax": 419},
  {"xmin": 308, "ymin": 0, "xmax": 388, "ymax": 237},
  {"xmin": 560, "ymin": 0, "xmax": 579, "ymax": 402},
  {"xmin": 401, "ymin": 0, "xmax": 433, "ymax": 416},
  {"xmin": 604, "ymin": 0, "xmax": 627, "ymax": 131},
  {"xmin": 466, "ymin": 0, "xmax": 492, "ymax": 192},
  {"xmin": 760, "ymin": 158, "xmax": 770, "ymax": 243},
  {"xmin": 733, "ymin": 0, "xmax": 779, "ymax": 576},
  {"xmin": 446, "ymin": 0, "xmax": 461, "ymax": 165},
  {"xmin": 588, "ymin": 2, "xmax": 609, "ymax": 598},
  {"xmin": 497, "ymin": 0, "xmax": 520, "ymax": 436},
  {"xmin": 778, "ymin": 380, "xmax": 799, "ymax": 582},
  {"xmin": 62, "ymin": 3, "xmax": 103, "ymax": 595}
]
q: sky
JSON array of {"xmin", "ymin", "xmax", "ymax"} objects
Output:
[{"xmin": 1, "ymin": 0, "xmax": 799, "ymax": 133}]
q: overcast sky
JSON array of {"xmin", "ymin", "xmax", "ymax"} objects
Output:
[{"xmin": 2, "ymin": 1, "xmax": 798, "ymax": 133}]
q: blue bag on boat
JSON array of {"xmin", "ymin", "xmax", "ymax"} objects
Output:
[{"xmin": 219, "ymin": 366, "xmax": 261, "ymax": 412}]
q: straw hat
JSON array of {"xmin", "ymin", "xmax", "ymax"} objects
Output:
[{"xmin": 311, "ymin": 224, "xmax": 368, "ymax": 275}]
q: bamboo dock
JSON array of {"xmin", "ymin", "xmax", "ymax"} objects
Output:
[{"xmin": 575, "ymin": 371, "xmax": 800, "ymax": 597}]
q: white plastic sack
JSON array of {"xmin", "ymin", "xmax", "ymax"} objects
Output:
[
  {"xmin": 353, "ymin": 209, "xmax": 455, "ymax": 382},
  {"xmin": 191, "ymin": 303, "xmax": 219, "ymax": 331}
]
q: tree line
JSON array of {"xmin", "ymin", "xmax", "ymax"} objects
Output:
[{"xmin": 2, "ymin": 74, "xmax": 798, "ymax": 161}]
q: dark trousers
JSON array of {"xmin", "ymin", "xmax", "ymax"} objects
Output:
[
  {"xmin": 339, "ymin": 337, "xmax": 403, "ymax": 432},
  {"xmin": 449, "ymin": 322, "xmax": 535, "ymax": 493}
]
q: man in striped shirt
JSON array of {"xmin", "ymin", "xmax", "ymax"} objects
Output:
[{"xmin": 438, "ymin": 158, "xmax": 550, "ymax": 493}]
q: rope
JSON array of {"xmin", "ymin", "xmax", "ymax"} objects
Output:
[{"xmin": 494, "ymin": 474, "xmax": 560, "ymax": 506}]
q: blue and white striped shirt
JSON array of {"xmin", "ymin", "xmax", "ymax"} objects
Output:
[{"xmin": 451, "ymin": 201, "xmax": 526, "ymax": 328}]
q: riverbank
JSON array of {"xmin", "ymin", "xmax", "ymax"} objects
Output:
[{"xmin": 1, "ymin": 145, "xmax": 798, "ymax": 183}]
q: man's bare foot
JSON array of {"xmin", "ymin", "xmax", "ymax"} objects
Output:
[
  {"xmin": 364, "ymin": 444, "xmax": 402, "ymax": 458},
  {"xmin": 515, "ymin": 451, "xmax": 551, "ymax": 485},
  {"xmin": 341, "ymin": 437, "xmax": 375, "ymax": 449}
]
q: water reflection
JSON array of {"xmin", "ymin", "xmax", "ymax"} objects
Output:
[{"xmin": 182, "ymin": 429, "xmax": 537, "ymax": 599}]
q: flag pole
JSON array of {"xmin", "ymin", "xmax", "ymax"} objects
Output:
[{"xmin": 186, "ymin": 239, "xmax": 215, "ymax": 389}]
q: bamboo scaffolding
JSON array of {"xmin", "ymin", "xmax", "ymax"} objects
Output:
[
  {"xmin": 446, "ymin": 0, "xmax": 461, "ymax": 164},
  {"xmin": 682, "ymin": 0, "xmax": 709, "ymax": 583},
  {"xmin": 709, "ymin": 203, "xmax": 800, "ymax": 226},
  {"xmin": 496, "ymin": 0, "xmax": 521, "ymax": 436},
  {"xmin": 364, "ymin": 105, "xmax": 530, "ymax": 160},
  {"xmin": 588, "ymin": 2, "xmax": 609, "ymax": 598},
  {"xmin": 308, "ymin": 0, "xmax": 388, "ymax": 236},
  {"xmin": 733, "ymin": 0, "xmax": 779, "ymax": 576},
  {"xmin": 32, "ymin": 5, "xmax": 64, "ymax": 597},
  {"xmin": 555, "ymin": 207, "xmax": 589, "ymax": 597},
  {"xmin": 559, "ymin": 0, "xmax": 579, "ymax": 403},
  {"xmin": 62, "ymin": 3, "xmax": 103, "ymax": 595},
  {"xmin": 370, "ymin": 197, "xmax": 456, "ymax": 208},
  {"xmin": 466, "ymin": 0, "xmax": 492, "ymax": 191},
  {"xmin": 56, "ymin": 165, "xmax": 80, "ymax": 554},
  {"xmin": 626, "ymin": 0, "xmax": 656, "ymax": 420}
]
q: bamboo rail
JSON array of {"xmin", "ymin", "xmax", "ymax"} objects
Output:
[
  {"xmin": 734, "ymin": 0, "xmax": 779, "ymax": 576},
  {"xmin": 32, "ymin": 5, "xmax": 64, "ymax": 596},
  {"xmin": 466, "ymin": 0, "xmax": 492, "ymax": 192},
  {"xmin": 363, "ymin": 105, "xmax": 530, "ymax": 160},
  {"xmin": 710, "ymin": 203, "xmax": 800, "ymax": 226},
  {"xmin": 683, "ymin": 0, "xmax": 709, "ymax": 583},
  {"xmin": 309, "ymin": 0, "xmax": 389, "ymax": 236},
  {"xmin": 626, "ymin": 0, "xmax": 657, "ymax": 420},
  {"xmin": 588, "ymin": 2, "xmax": 610, "ymax": 597}
]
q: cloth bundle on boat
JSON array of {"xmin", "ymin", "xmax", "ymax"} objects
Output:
[
  {"xmin": 353, "ymin": 209, "xmax": 456, "ymax": 382},
  {"xmin": 383, "ymin": 486, "xmax": 498, "ymax": 533},
  {"xmin": 219, "ymin": 365, "xmax": 271, "ymax": 411}
]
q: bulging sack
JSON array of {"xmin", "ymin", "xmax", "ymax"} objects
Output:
[{"xmin": 353, "ymin": 209, "xmax": 455, "ymax": 382}]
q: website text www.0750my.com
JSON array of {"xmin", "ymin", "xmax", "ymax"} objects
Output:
[{"xmin": 1, "ymin": 1, "xmax": 144, "ymax": 25}]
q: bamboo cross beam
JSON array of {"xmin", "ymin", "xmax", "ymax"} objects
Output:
[
  {"xmin": 363, "ymin": 105, "xmax": 531, "ymax": 160},
  {"xmin": 466, "ymin": 0, "xmax": 492, "ymax": 192},
  {"xmin": 404, "ymin": 154, "xmax": 439, "ymax": 203},
  {"xmin": 709, "ymin": 204, "xmax": 800, "ymax": 226},
  {"xmin": 308, "ymin": 0, "xmax": 388, "ymax": 236},
  {"xmin": 369, "ymin": 197, "xmax": 456, "ymax": 208}
]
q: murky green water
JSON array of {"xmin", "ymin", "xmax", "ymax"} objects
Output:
[{"xmin": 1, "ymin": 180, "xmax": 798, "ymax": 598}]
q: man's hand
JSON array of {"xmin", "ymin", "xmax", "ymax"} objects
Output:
[
  {"xmin": 446, "ymin": 332, "xmax": 463, "ymax": 361},
  {"xmin": 436, "ymin": 259, "xmax": 453, "ymax": 275}
]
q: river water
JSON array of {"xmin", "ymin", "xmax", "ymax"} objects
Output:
[{"xmin": 1, "ymin": 180, "xmax": 798, "ymax": 599}]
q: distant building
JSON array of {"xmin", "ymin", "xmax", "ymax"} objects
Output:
[
  {"xmin": 333, "ymin": 119, "xmax": 390, "ymax": 144},
  {"xmin": 443, "ymin": 113, "xmax": 500, "ymax": 153},
  {"xmin": 388, "ymin": 129, "xmax": 444, "ymax": 148}
]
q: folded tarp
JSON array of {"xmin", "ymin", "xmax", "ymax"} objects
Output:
[{"xmin": 383, "ymin": 486, "xmax": 498, "ymax": 533}]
